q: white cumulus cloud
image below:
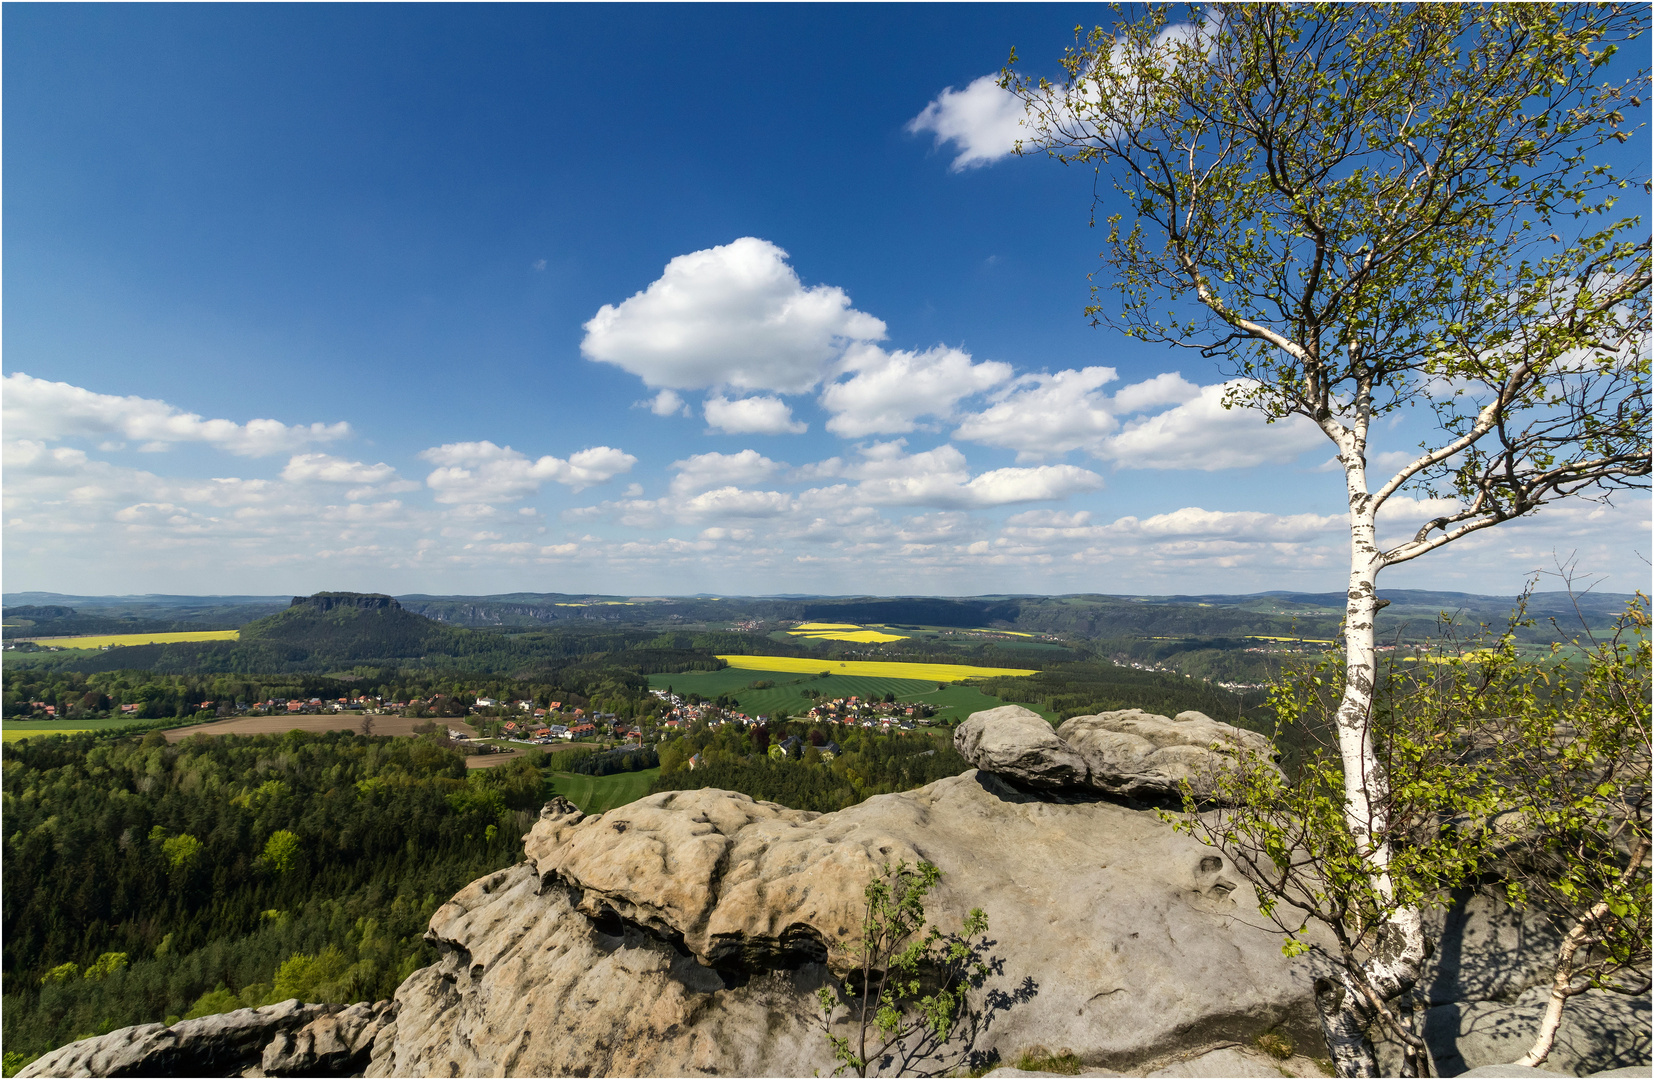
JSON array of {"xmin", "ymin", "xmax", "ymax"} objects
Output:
[
  {"xmin": 952, "ymin": 367, "xmax": 1122, "ymax": 460},
  {"xmin": 809, "ymin": 440, "xmax": 1103, "ymax": 509},
  {"xmin": 420, "ymin": 441, "xmax": 636, "ymax": 503},
  {"xmin": 281, "ymin": 453, "xmax": 399, "ymax": 485},
  {"xmin": 1104, "ymin": 381, "xmax": 1324, "ymax": 470},
  {"xmin": 704, "ymin": 395, "xmax": 807, "ymax": 435},
  {"xmin": 580, "ymin": 237, "xmax": 886, "ymax": 394},
  {"xmin": 3, "ymin": 373, "xmax": 350, "ymax": 456},
  {"xmin": 907, "ymin": 74, "xmax": 1029, "ymax": 171},
  {"xmin": 670, "ymin": 449, "xmax": 784, "ymax": 496},
  {"xmin": 821, "ymin": 343, "xmax": 1013, "ymax": 437}
]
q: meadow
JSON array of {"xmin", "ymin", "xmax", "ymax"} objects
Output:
[
  {"xmin": 547, "ymin": 767, "xmax": 661, "ymax": 813},
  {"xmin": 12, "ymin": 630, "xmax": 241, "ymax": 649},
  {"xmin": 1, "ymin": 716, "xmax": 164, "ymax": 737}
]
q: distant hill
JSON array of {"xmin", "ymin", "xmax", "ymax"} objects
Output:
[
  {"xmin": 2, "ymin": 593, "xmax": 287, "ymax": 637},
  {"xmin": 15, "ymin": 593, "xmax": 754, "ymax": 678}
]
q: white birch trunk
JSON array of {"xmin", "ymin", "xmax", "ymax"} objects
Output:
[{"xmin": 1314, "ymin": 443, "xmax": 1432, "ymax": 1077}]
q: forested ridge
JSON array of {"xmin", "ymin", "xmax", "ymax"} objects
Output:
[
  {"xmin": 969, "ymin": 660, "xmax": 1269, "ymax": 724},
  {"xmin": 1, "ymin": 730, "xmax": 544, "ymax": 1061},
  {"xmin": 651, "ymin": 722, "xmax": 970, "ymax": 813}
]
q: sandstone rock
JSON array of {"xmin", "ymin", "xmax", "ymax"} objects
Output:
[
  {"xmin": 261, "ymin": 999, "xmax": 395, "ymax": 1076},
  {"xmin": 953, "ymin": 705, "xmax": 1279, "ymax": 803},
  {"xmin": 953, "ymin": 705, "xmax": 1088, "ymax": 790},
  {"xmin": 1141, "ymin": 1045, "xmax": 1327, "ymax": 1077},
  {"xmin": 1455, "ymin": 1067, "xmax": 1652, "ymax": 1078},
  {"xmin": 1385, "ymin": 986, "xmax": 1652, "ymax": 1078},
  {"xmin": 369, "ymin": 770, "xmax": 1333, "ymax": 1077},
  {"xmin": 1419, "ymin": 890, "xmax": 1566, "ymax": 1006},
  {"xmin": 18, "ymin": 1000, "xmax": 335, "ymax": 1078},
  {"xmin": 1058, "ymin": 710, "xmax": 1280, "ymax": 802}
]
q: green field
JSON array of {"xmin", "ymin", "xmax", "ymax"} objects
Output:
[
  {"xmin": 3, "ymin": 729, "xmax": 92, "ymax": 742},
  {"xmin": 547, "ymin": 767, "xmax": 661, "ymax": 814},
  {"xmin": 649, "ymin": 668, "xmax": 1055, "ymax": 725},
  {"xmin": 1, "ymin": 716, "xmax": 171, "ymax": 735}
]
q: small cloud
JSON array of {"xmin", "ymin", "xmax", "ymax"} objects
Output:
[
  {"xmin": 641, "ymin": 389, "xmax": 686, "ymax": 417},
  {"xmin": 532, "ymin": 259, "xmax": 548, "ymax": 271},
  {"xmin": 907, "ymin": 74, "xmax": 1028, "ymax": 171},
  {"xmin": 704, "ymin": 395, "xmax": 807, "ymax": 436},
  {"xmin": 281, "ymin": 452, "xmax": 398, "ymax": 485}
]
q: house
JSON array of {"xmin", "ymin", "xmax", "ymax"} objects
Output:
[{"xmin": 569, "ymin": 723, "xmax": 596, "ymax": 738}]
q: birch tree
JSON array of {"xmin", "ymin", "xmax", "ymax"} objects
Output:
[{"xmin": 1004, "ymin": 5, "xmax": 1650, "ymax": 1074}]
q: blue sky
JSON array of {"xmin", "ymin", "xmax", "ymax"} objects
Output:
[{"xmin": 4, "ymin": 4, "xmax": 1647, "ymax": 597}]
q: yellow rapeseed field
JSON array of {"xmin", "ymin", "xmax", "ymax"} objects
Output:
[
  {"xmin": 2, "ymin": 730, "xmax": 92, "ymax": 742},
  {"xmin": 718, "ymin": 655, "xmax": 1038, "ymax": 680},
  {"xmin": 19, "ymin": 630, "xmax": 240, "ymax": 650},
  {"xmin": 787, "ymin": 622, "xmax": 910, "ymax": 643}
]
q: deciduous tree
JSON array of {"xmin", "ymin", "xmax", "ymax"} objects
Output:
[{"xmin": 1007, "ymin": 6, "xmax": 1650, "ymax": 1073}]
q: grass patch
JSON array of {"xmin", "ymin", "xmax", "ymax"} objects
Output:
[
  {"xmin": 1013, "ymin": 1047, "xmax": 1081, "ymax": 1075},
  {"xmin": 718, "ymin": 655, "xmax": 1037, "ymax": 680},
  {"xmin": 547, "ymin": 767, "xmax": 660, "ymax": 814},
  {"xmin": 1254, "ymin": 1032, "xmax": 1294, "ymax": 1060},
  {"xmin": 2, "ymin": 714, "xmax": 183, "ymax": 732},
  {"xmin": 12, "ymin": 630, "xmax": 240, "ymax": 649}
]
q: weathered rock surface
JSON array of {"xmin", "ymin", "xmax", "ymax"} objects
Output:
[
  {"xmin": 369, "ymin": 769, "xmax": 1331, "ymax": 1077},
  {"xmin": 954, "ymin": 706, "xmax": 1279, "ymax": 802},
  {"xmin": 261, "ymin": 1000, "xmax": 396, "ymax": 1076},
  {"xmin": 26, "ymin": 710, "xmax": 1653, "ymax": 1078},
  {"xmin": 18, "ymin": 1000, "xmax": 335, "ymax": 1078},
  {"xmin": 953, "ymin": 705, "xmax": 1089, "ymax": 789},
  {"xmin": 1384, "ymin": 986, "xmax": 1652, "ymax": 1078}
]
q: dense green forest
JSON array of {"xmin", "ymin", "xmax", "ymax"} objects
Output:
[
  {"xmin": 1, "ymin": 729, "xmax": 546, "ymax": 1062},
  {"xmin": 650, "ymin": 721, "xmax": 970, "ymax": 813},
  {"xmin": 969, "ymin": 660, "xmax": 1269, "ymax": 725},
  {"xmin": 3, "ymin": 653, "xmax": 710, "ymax": 723},
  {"xmin": 3, "ymin": 600, "xmax": 778, "ymax": 679}
]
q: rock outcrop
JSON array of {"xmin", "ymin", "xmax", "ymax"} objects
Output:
[
  {"xmin": 368, "ymin": 770, "xmax": 1329, "ymax": 1077},
  {"xmin": 262, "ymin": 1000, "xmax": 397, "ymax": 1076},
  {"xmin": 955, "ymin": 705, "xmax": 1279, "ymax": 802},
  {"xmin": 289, "ymin": 592, "xmax": 400, "ymax": 612},
  {"xmin": 22, "ymin": 707, "xmax": 1652, "ymax": 1078},
  {"xmin": 17, "ymin": 999, "xmax": 360, "ymax": 1078}
]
